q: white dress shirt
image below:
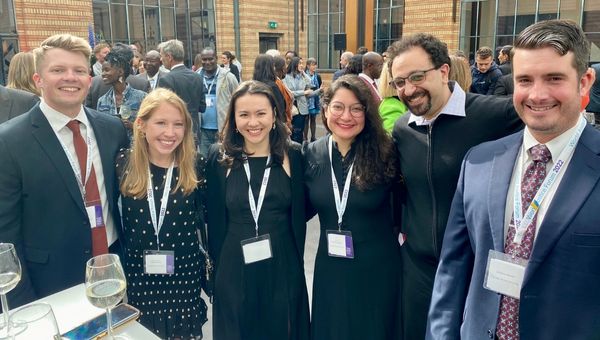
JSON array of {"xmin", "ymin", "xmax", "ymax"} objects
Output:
[{"xmin": 41, "ymin": 100, "xmax": 117, "ymax": 246}]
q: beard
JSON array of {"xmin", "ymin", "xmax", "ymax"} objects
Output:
[{"xmin": 402, "ymin": 89, "xmax": 432, "ymax": 117}]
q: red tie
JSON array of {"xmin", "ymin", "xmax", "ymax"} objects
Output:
[
  {"xmin": 496, "ymin": 144, "xmax": 551, "ymax": 340},
  {"xmin": 66, "ymin": 120, "xmax": 109, "ymax": 256}
]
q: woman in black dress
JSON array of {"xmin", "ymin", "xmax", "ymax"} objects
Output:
[
  {"xmin": 116, "ymin": 88, "xmax": 207, "ymax": 339},
  {"xmin": 305, "ymin": 75, "xmax": 402, "ymax": 340},
  {"xmin": 205, "ymin": 80, "xmax": 310, "ymax": 340}
]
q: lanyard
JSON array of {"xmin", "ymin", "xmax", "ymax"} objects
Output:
[
  {"xmin": 243, "ymin": 155, "xmax": 271, "ymax": 237},
  {"xmin": 512, "ymin": 116, "xmax": 586, "ymax": 244},
  {"xmin": 59, "ymin": 121, "xmax": 93, "ymax": 199},
  {"xmin": 204, "ymin": 68, "xmax": 219, "ymax": 94},
  {"xmin": 328, "ymin": 136, "xmax": 354, "ymax": 231},
  {"xmin": 147, "ymin": 162, "xmax": 175, "ymax": 250}
]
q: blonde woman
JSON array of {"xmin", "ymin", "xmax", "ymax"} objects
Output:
[
  {"xmin": 449, "ymin": 54, "xmax": 472, "ymax": 92},
  {"xmin": 7, "ymin": 52, "xmax": 40, "ymax": 96},
  {"xmin": 116, "ymin": 88, "xmax": 207, "ymax": 339},
  {"xmin": 378, "ymin": 61, "xmax": 407, "ymax": 133}
]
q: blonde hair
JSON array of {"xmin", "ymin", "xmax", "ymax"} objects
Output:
[
  {"xmin": 120, "ymin": 88, "xmax": 198, "ymax": 197},
  {"xmin": 33, "ymin": 34, "xmax": 91, "ymax": 73},
  {"xmin": 449, "ymin": 54, "xmax": 472, "ymax": 92},
  {"xmin": 378, "ymin": 62, "xmax": 396, "ymax": 98},
  {"xmin": 7, "ymin": 52, "xmax": 40, "ymax": 96}
]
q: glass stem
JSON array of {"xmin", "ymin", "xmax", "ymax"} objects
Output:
[
  {"xmin": 106, "ymin": 307, "xmax": 113, "ymax": 337},
  {"xmin": 1, "ymin": 294, "xmax": 9, "ymax": 329}
]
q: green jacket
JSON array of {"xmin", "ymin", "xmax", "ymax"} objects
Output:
[{"xmin": 379, "ymin": 96, "xmax": 407, "ymax": 133}]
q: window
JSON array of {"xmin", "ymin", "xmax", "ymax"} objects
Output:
[
  {"xmin": 374, "ymin": 0, "xmax": 404, "ymax": 54},
  {"xmin": 307, "ymin": 0, "xmax": 345, "ymax": 69}
]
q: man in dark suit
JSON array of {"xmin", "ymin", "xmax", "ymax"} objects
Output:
[
  {"xmin": 389, "ymin": 33, "xmax": 523, "ymax": 340},
  {"xmin": 0, "ymin": 85, "xmax": 39, "ymax": 124},
  {"xmin": 135, "ymin": 49, "xmax": 167, "ymax": 91},
  {"xmin": 0, "ymin": 34, "xmax": 128, "ymax": 308},
  {"xmin": 157, "ymin": 39, "xmax": 205, "ymax": 141},
  {"xmin": 85, "ymin": 43, "xmax": 150, "ymax": 110},
  {"xmin": 493, "ymin": 73, "xmax": 514, "ymax": 96},
  {"xmin": 427, "ymin": 19, "xmax": 600, "ymax": 340}
]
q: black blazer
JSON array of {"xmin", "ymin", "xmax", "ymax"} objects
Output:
[
  {"xmin": 157, "ymin": 65, "xmax": 206, "ymax": 136},
  {"xmin": 0, "ymin": 105, "xmax": 129, "ymax": 307},
  {"xmin": 85, "ymin": 74, "xmax": 150, "ymax": 110},
  {"xmin": 0, "ymin": 86, "xmax": 39, "ymax": 124},
  {"xmin": 135, "ymin": 70, "xmax": 168, "ymax": 91},
  {"xmin": 204, "ymin": 143, "xmax": 307, "ymax": 269},
  {"xmin": 493, "ymin": 73, "xmax": 514, "ymax": 96}
]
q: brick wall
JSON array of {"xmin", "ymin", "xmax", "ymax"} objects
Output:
[
  {"xmin": 13, "ymin": 0, "xmax": 93, "ymax": 51},
  {"xmin": 403, "ymin": 0, "xmax": 461, "ymax": 52},
  {"xmin": 214, "ymin": 0, "xmax": 308, "ymax": 81}
]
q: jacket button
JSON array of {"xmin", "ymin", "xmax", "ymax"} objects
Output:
[
  {"xmin": 84, "ymin": 249, "xmax": 91, "ymax": 255},
  {"xmin": 488, "ymin": 329, "xmax": 494, "ymax": 338}
]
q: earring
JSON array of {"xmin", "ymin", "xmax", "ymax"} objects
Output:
[
  {"xmin": 235, "ymin": 128, "xmax": 239, "ymax": 133},
  {"xmin": 119, "ymin": 76, "xmax": 124, "ymax": 83},
  {"xmin": 272, "ymin": 123, "xmax": 275, "ymax": 130}
]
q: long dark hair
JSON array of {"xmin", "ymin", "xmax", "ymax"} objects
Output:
[
  {"xmin": 252, "ymin": 54, "xmax": 277, "ymax": 82},
  {"xmin": 286, "ymin": 57, "xmax": 302, "ymax": 76},
  {"xmin": 322, "ymin": 75, "xmax": 397, "ymax": 190},
  {"xmin": 220, "ymin": 80, "xmax": 289, "ymax": 168}
]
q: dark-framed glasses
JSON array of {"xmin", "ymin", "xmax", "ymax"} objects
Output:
[
  {"xmin": 389, "ymin": 66, "xmax": 438, "ymax": 89},
  {"xmin": 328, "ymin": 102, "xmax": 365, "ymax": 117}
]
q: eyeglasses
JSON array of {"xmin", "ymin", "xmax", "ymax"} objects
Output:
[
  {"xmin": 389, "ymin": 67, "xmax": 438, "ymax": 89},
  {"xmin": 328, "ymin": 102, "xmax": 365, "ymax": 118}
]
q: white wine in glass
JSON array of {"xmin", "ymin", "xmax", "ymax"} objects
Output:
[
  {"xmin": 85, "ymin": 254, "xmax": 127, "ymax": 340},
  {"xmin": 119, "ymin": 105, "xmax": 132, "ymax": 121},
  {"xmin": 0, "ymin": 243, "xmax": 22, "ymax": 339}
]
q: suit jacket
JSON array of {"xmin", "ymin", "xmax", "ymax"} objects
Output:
[
  {"xmin": 0, "ymin": 86, "xmax": 39, "ymax": 124},
  {"xmin": 493, "ymin": 73, "xmax": 514, "ymax": 96},
  {"xmin": 0, "ymin": 105, "xmax": 129, "ymax": 307},
  {"xmin": 85, "ymin": 74, "xmax": 150, "ymax": 110},
  {"xmin": 135, "ymin": 70, "xmax": 168, "ymax": 91},
  {"xmin": 427, "ymin": 125, "xmax": 600, "ymax": 340},
  {"xmin": 157, "ymin": 65, "xmax": 206, "ymax": 138}
]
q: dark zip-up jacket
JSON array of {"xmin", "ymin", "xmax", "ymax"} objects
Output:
[{"xmin": 392, "ymin": 87, "xmax": 523, "ymax": 339}]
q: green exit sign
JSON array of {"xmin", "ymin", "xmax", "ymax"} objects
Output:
[{"xmin": 269, "ymin": 21, "xmax": 278, "ymax": 29}]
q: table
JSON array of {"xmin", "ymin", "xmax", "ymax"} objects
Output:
[{"xmin": 20, "ymin": 284, "xmax": 160, "ymax": 339}]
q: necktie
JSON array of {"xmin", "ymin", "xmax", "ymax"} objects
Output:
[
  {"xmin": 496, "ymin": 144, "xmax": 551, "ymax": 340},
  {"xmin": 66, "ymin": 120, "xmax": 109, "ymax": 257},
  {"xmin": 149, "ymin": 77, "xmax": 156, "ymax": 90}
]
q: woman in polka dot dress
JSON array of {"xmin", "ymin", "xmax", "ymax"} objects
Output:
[{"xmin": 116, "ymin": 88, "xmax": 208, "ymax": 339}]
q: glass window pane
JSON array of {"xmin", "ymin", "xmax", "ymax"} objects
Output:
[
  {"xmin": 390, "ymin": 6, "xmax": 403, "ymax": 40},
  {"xmin": 128, "ymin": 0, "xmax": 142, "ymax": 4},
  {"xmin": 161, "ymin": 0, "xmax": 174, "ymax": 7},
  {"xmin": 308, "ymin": 0, "xmax": 317, "ymax": 13},
  {"xmin": 146, "ymin": 0, "xmax": 158, "ymax": 6},
  {"xmin": 93, "ymin": 2, "xmax": 111, "ymax": 42},
  {"xmin": 379, "ymin": 0, "xmax": 391, "ymax": 8},
  {"xmin": 308, "ymin": 15, "xmax": 318, "ymax": 62},
  {"xmin": 111, "ymin": 4, "xmax": 128, "ymax": 41},
  {"xmin": 538, "ymin": 0, "xmax": 559, "ymax": 19},
  {"xmin": 377, "ymin": 8, "xmax": 391, "ymax": 40},
  {"xmin": 0, "ymin": 0, "xmax": 17, "ymax": 33},
  {"xmin": 145, "ymin": 7, "xmax": 160, "ymax": 50},
  {"xmin": 515, "ymin": 0, "xmax": 536, "ymax": 33},
  {"xmin": 318, "ymin": 0, "xmax": 329, "ymax": 13},
  {"xmin": 160, "ymin": 8, "xmax": 176, "ymax": 43},
  {"xmin": 129, "ymin": 6, "xmax": 145, "ymax": 45}
]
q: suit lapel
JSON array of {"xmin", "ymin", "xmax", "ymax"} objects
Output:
[
  {"xmin": 30, "ymin": 107, "xmax": 87, "ymax": 214},
  {"xmin": 488, "ymin": 133, "xmax": 522, "ymax": 251},
  {"xmin": 525, "ymin": 126, "xmax": 600, "ymax": 283},
  {"xmin": 85, "ymin": 109, "xmax": 115, "ymax": 208}
]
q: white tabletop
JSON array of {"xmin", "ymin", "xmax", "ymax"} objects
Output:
[{"xmin": 22, "ymin": 284, "xmax": 160, "ymax": 339}]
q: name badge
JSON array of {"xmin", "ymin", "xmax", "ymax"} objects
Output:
[
  {"xmin": 484, "ymin": 249, "xmax": 528, "ymax": 299},
  {"xmin": 143, "ymin": 250, "xmax": 175, "ymax": 275},
  {"xmin": 85, "ymin": 205, "xmax": 104, "ymax": 229},
  {"xmin": 326, "ymin": 230, "xmax": 354, "ymax": 259},
  {"xmin": 241, "ymin": 234, "xmax": 272, "ymax": 264}
]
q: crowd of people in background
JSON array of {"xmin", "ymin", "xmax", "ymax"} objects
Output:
[{"xmin": 0, "ymin": 18, "xmax": 600, "ymax": 340}]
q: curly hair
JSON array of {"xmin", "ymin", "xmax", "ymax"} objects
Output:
[
  {"xmin": 321, "ymin": 75, "xmax": 398, "ymax": 190},
  {"xmin": 104, "ymin": 50, "xmax": 131, "ymax": 79},
  {"xmin": 387, "ymin": 33, "xmax": 451, "ymax": 75}
]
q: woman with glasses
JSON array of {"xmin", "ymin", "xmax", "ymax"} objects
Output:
[{"xmin": 304, "ymin": 75, "xmax": 402, "ymax": 340}]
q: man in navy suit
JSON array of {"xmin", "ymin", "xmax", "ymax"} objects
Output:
[
  {"xmin": 0, "ymin": 34, "xmax": 128, "ymax": 308},
  {"xmin": 0, "ymin": 85, "xmax": 38, "ymax": 124},
  {"xmin": 427, "ymin": 19, "xmax": 600, "ymax": 340},
  {"xmin": 157, "ymin": 39, "xmax": 205, "ymax": 142}
]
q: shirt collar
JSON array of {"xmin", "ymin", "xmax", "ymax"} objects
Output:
[
  {"xmin": 359, "ymin": 73, "xmax": 375, "ymax": 84},
  {"xmin": 408, "ymin": 81, "xmax": 466, "ymax": 126},
  {"xmin": 522, "ymin": 117, "xmax": 582, "ymax": 163},
  {"xmin": 40, "ymin": 99, "xmax": 89, "ymax": 134},
  {"xmin": 171, "ymin": 63, "xmax": 185, "ymax": 70}
]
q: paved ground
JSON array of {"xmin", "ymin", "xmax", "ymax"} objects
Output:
[{"xmin": 201, "ymin": 117, "xmax": 327, "ymax": 339}]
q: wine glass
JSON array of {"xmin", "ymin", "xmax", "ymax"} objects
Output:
[
  {"xmin": 119, "ymin": 105, "xmax": 132, "ymax": 121},
  {"xmin": 0, "ymin": 243, "xmax": 21, "ymax": 339},
  {"xmin": 85, "ymin": 254, "xmax": 127, "ymax": 340},
  {"xmin": 8, "ymin": 303, "xmax": 59, "ymax": 339}
]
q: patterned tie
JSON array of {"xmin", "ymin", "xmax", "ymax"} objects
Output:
[
  {"xmin": 496, "ymin": 144, "xmax": 551, "ymax": 340},
  {"xmin": 66, "ymin": 120, "xmax": 109, "ymax": 256}
]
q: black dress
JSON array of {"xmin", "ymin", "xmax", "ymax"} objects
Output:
[
  {"xmin": 304, "ymin": 137, "xmax": 402, "ymax": 340},
  {"xmin": 116, "ymin": 150, "xmax": 208, "ymax": 339},
  {"xmin": 211, "ymin": 156, "xmax": 310, "ymax": 340}
]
